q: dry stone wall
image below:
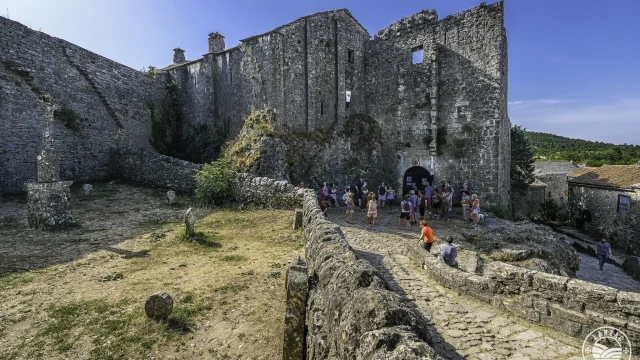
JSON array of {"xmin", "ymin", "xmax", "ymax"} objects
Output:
[
  {"xmin": 110, "ymin": 148, "xmax": 202, "ymax": 193},
  {"xmin": 300, "ymin": 189, "xmax": 438, "ymax": 359},
  {"xmin": 404, "ymin": 242, "xmax": 640, "ymax": 344},
  {"xmin": 0, "ymin": 16, "xmax": 166, "ymax": 193}
]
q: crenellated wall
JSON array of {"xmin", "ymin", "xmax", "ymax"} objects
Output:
[{"xmin": 0, "ymin": 15, "xmax": 166, "ymax": 193}]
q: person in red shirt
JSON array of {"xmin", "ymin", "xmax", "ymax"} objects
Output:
[{"xmin": 418, "ymin": 220, "xmax": 436, "ymax": 253}]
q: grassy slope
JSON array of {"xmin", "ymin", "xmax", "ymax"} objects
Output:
[{"xmin": 0, "ymin": 209, "xmax": 304, "ymax": 360}]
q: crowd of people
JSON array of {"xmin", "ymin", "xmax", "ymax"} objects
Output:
[
  {"xmin": 310, "ymin": 177, "xmax": 617, "ymax": 273},
  {"xmin": 307, "ymin": 177, "xmax": 485, "ymax": 268}
]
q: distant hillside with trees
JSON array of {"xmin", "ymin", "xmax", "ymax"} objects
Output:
[{"xmin": 525, "ymin": 131, "xmax": 640, "ymax": 167}]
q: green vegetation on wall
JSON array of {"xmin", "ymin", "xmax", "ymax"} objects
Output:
[
  {"xmin": 526, "ymin": 131, "xmax": 640, "ymax": 166},
  {"xmin": 148, "ymin": 82, "xmax": 226, "ymax": 164},
  {"xmin": 53, "ymin": 107, "xmax": 84, "ymax": 131}
]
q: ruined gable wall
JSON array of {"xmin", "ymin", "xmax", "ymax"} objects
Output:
[
  {"xmin": 365, "ymin": 2, "xmax": 509, "ymax": 206},
  {"xmin": 0, "ymin": 16, "xmax": 166, "ymax": 193},
  {"xmin": 165, "ymin": 9, "xmax": 368, "ymax": 139}
]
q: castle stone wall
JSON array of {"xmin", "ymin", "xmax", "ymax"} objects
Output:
[
  {"xmin": 365, "ymin": 2, "xmax": 510, "ymax": 206},
  {"xmin": 0, "ymin": 16, "xmax": 166, "ymax": 193}
]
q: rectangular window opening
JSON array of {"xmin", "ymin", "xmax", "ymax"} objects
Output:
[
  {"xmin": 348, "ymin": 49, "xmax": 354, "ymax": 64},
  {"xmin": 320, "ymin": 102, "xmax": 324, "ymax": 116},
  {"xmin": 412, "ymin": 47, "xmax": 424, "ymax": 64},
  {"xmin": 618, "ymin": 195, "xmax": 631, "ymax": 213}
]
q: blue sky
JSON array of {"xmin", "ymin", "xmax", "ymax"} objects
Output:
[{"xmin": 3, "ymin": 0, "xmax": 639, "ymax": 145}]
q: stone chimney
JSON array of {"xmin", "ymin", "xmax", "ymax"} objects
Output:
[
  {"xmin": 173, "ymin": 48, "xmax": 186, "ymax": 64},
  {"xmin": 208, "ymin": 32, "xmax": 225, "ymax": 53}
]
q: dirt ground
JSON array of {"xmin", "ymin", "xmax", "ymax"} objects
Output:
[{"xmin": 0, "ymin": 183, "xmax": 304, "ymax": 359}]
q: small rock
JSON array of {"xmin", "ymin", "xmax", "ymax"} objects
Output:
[
  {"xmin": 167, "ymin": 190, "xmax": 176, "ymax": 205},
  {"xmin": 268, "ymin": 271, "xmax": 281, "ymax": 278},
  {"xmin": 100, "ymin": 273, "xmax": 123, "ymax": 282},
  {"xmin": 145, "ymin": 291, "xmax": 173, "ymax": 321},
  {"xmin": 83, "ymin": 184, "xmax": 93, "ymax": 196}
]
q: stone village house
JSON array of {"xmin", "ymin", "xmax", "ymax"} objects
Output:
[
  {"xmin": 534, "ymin": 160, "xmax": 580, "ymax": 203},
  {"xmin": 568, "ymin": 165, "xmax": 640, "ymax": 254}
]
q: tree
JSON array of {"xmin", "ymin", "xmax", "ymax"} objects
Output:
[{"xmin": 511, "ymin": 125, "xmax": 535, "ymax": 194}]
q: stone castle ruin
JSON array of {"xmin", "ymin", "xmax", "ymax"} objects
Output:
[{"xmin": 0, "ymin": 1, "xmax": 509, "ymax": 207}]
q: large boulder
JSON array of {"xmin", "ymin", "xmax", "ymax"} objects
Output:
[
  {"xmin": 459, "ymin": 220, "xmax": 579, "ymax": 276},
  {"xmin": 622, "ymin": 256, "xmax": 640, "ymax": 281}
]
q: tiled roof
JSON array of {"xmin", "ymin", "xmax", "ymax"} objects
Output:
[
  {"xmin": 568, "ymin": 165, "xmax": 640, "ymax": 190},
  {"xmin": 534, "ymin": 161, "xmax": 580, "ymax": 176}
]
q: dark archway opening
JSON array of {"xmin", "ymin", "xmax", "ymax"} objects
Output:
[{"xmin": 402, "ymin": 166, "xmax": 433, "ymax": 198}]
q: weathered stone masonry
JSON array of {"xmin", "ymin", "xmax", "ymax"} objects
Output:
[
  {"xmin": 161, "ymin": 2, "xmax": 510, "ymax": 207},
  {"xmin": 0, "ymin": 15, "xmax": 166, "ymax": 193},
  {"xmin": 300, "ymin": 188, "xmax": 438, "ymax": 359}
]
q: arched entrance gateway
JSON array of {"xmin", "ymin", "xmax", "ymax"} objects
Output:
[{"xmin": 403, "ymin": 166, "xmax": 433, "ymax": 198}]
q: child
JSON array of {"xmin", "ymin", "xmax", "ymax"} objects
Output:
[
  {"xmin": 397, "ymin": 195, "xmax": 413, "ymax": 229},
  {"xmin": 471, "ymin": 194, "xmax": 480, "ymax": 226},
  {"xmin": 366, "ymin": 192, "xmax": 378, "ymax": 230},
  {"xmin": 345, "ymin": 193, "xmax": 355, "ymax": 223},
  {"xmin": 409, "ymin": 190, "xmax": 418, "ymax": 224},
  {"xmin": 418, "ymin": 220, "xmax": 435, "ymax": 253}
]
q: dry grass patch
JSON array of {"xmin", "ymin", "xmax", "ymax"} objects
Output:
[{"xmin": 0, "ymin": 208, "xmax": 303, "ymax": 360}]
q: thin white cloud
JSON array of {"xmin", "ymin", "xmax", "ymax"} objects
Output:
[
  {"xmin": 508, "ymin": 99, "xmax": 580, "ymax": 107},
  {"xmin": 509, "ymin": 98, "xmax": 640, "ymax": 145}
]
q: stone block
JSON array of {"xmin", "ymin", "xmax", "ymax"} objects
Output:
[
  {"xmin": 36, "ymin": 148, "xmax": 60, "ymax": 182},
  {"xmin": 533, "ymin": 299, "xmax": 550, "ymax": 315},
  {"xmin": 293, "ymin": 209, "xmax": 303, "ymax": 230},
  {"xmin": 617, "ymin": 291, "xmax": 640, "ymax": 317},
  {"xmin": 26, "ymin": 181, "xmax": 72, "ymax": 229},
  {"xmin": 549, "ymin": 303, "xmax": 589, "ymax": 324},
  {"xmin": 184, "ymin": 208, "xmax": 196, "ymax": 237},
  {"xmin": 483, "ymin": 261, "xmax": 534, "ymax": 294},
  {"xmin": 283, "ymin": 261, "xmax": 308, "ymax": 360},
  {"xmin": 540, "ymin": 314, "xmax": 582, "ymax": 337},
  {"xmin": 565, "ymin": 279, "xmax": 618, "ymax": 312}
]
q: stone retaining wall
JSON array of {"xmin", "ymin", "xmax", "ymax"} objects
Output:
[
  {"xmin": 110, "ymin": 148, "xmax": 202, "ymax": 193},
  {"xmin": 404, "ymin": 243, "xmax": 640, "ymax": 343},
  {"xmin": 230, "ymin": 174, "xmax": 298, "ymax": 209},
  {"xmin": 300, "ymin": 189, "xmax": 438, "ymax": 359}
]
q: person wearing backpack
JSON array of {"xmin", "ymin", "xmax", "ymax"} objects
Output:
[
  {"xmin": 365, "ymin": 192, "xmax": 378, "ymax": 230},
  {"xmin": 378, "ymin": 183, "xmax": 387, "ymax": 211},
  {"xmin": 397, "ymin": 195, "xmax": 413, "ymax": 229}
]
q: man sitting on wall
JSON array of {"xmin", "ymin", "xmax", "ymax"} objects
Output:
[{"xmin": 439, "ymin": 237, "xmax": 458, "ymax": 267}]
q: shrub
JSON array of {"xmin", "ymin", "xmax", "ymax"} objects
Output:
[
  {"xmin": 539, "ymin": 199, "xmax": 569, "ymax": 224},
  {"xmin": 487, "ymin": 203, "xmax": 511, "ymax": 220},
  {"xmin": 194, "ymin": 158, "xmax": 232, "ymax": 205}
]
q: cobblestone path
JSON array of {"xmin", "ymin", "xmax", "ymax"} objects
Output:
[
  {"xmin": 329, "ymin": 208, "xmax": 583, "ymax": 360},
  {"xmin": 576, "ymin": 252, "xmax": 640, "ymax": 292}
]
